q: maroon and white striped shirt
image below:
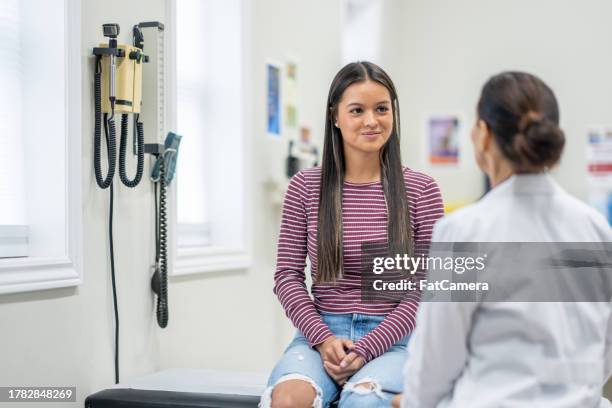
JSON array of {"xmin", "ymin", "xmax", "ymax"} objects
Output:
[{"xmin": 273, "ymin": 166, "xmax": 445, "ymax": 362}]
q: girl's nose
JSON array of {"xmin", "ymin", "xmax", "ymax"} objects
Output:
[{"xmin": 363, "ymin": 110, "xmax": 376, "ymax": 128}]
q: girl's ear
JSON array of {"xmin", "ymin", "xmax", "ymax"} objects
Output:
[{"xmin": 330, "ymin": 106, "xmax": 338, "ymax": 127}]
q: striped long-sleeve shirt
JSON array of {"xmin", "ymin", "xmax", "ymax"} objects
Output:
[{"xmin": 273, "ymin": 166, "xmax": 445, "ymax": 362}]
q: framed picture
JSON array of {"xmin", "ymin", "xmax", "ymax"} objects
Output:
[
  {"xmin": 266, "ymin": 62, "xmax": 281, "ymax": 137},
  {"xmin": 425, "ymin": 113, "xmax": 461, "ymax": 166},
  {"xmin": 284, "ymin": 59, "xmax": 299, "ymax": 131}
]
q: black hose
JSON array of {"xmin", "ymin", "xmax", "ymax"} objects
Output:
[
  {"xmin": 95, "ymin": 56, "xmax": 120, "ymax": 383},
  {"xmin": 109, "ymin": 180, "xmax": 120, "ymax": 384},
  {"xmin": 119, "ymin": 113, "xmax": 144, "ymax": 187},
  {"xmin": 103, "ymin": 112, "xmax": 120, "ymax": 385},
  {"xmin": 94, "ymin": 57, "xmax": 117, "ymax": 189}
]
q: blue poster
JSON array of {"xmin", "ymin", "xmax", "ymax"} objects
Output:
[{"xmin": 267, "ymin": 64, "xmax": 281, "ymax": 136}]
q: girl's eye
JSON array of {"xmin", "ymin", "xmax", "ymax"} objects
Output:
[
  {"xmin": 377, "ymin": 106, "xmax": 389, "ymax": 113},
  {"xmin": 350, "ymin": 108, "xmax": 363, "ymax": 114}
]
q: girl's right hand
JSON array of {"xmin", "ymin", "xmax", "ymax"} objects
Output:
[{"xmin": 315, "ymin": 336, "xmax": 354, "ymax": 365}]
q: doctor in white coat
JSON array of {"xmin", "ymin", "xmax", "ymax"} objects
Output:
[{"xmin": 393, "ymin": 72, "xmax": 612, "ymax": 407}]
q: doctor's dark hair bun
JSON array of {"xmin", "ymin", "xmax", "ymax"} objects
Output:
[{"xmin": 477, "ymin": 72, "xmax": 565, "ymax": 172}]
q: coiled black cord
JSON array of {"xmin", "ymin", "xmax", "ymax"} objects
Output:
[
  {"xmin": 94, "ymin": 57, "xmax": 117, "ymax": 189},
  {"xmin": 158, "ymin": 157, "xmax": 168, "ymax": 327},
  {"xmin": 119, "ymin": 113, "xmax": 144, "ymax": 187},
  {"xmin": 151, "ymin": 157, "xmax": 168, "ymax": 328}
]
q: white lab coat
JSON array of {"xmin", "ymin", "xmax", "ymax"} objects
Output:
[{"xmin": 402, "ymin": 173, "xmax": 612, "ymax": 408}]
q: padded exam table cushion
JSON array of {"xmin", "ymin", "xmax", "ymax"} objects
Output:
[{"xmin": 85, "ymin": 368, "xmax": 267, "ymax": 408}]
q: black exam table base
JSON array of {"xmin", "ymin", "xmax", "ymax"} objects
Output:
[
  {"xmin": 85, "ymin": 388, "xmax": 260, "ymax": 408},
  {"xmin": 84, "ymin": 369, "xmax": 266, "ymax": 408}
]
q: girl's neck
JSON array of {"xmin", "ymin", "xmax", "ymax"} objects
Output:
[{"xmin": 344, "ymin": 152, "xmax": 381, "ymax": 183}]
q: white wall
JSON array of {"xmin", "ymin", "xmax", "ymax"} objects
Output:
[{"xmin": 382, "ymin": 0, "xmax": 612, "ymax": 206}]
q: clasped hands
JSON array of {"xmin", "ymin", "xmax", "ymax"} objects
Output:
[{"xmin": 315, "ymin": 336, "xmax": 365, "ymax": 385}]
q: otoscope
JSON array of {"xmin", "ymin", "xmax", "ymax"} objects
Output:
[{"xmin": 102, "ymin": 23, "xmax": 119, "ymax": 111}]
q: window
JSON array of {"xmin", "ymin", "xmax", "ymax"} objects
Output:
[
  {"xmin": 171, "ymin": 0, "xmax": 251, "ymax": 275},
  {"xmin": 0, "ymin": 0, "xmax": 82, "ymax": 294},
  {"xmin": 0, "ymin": 0, "xmax": 28, "ymax": 258}
]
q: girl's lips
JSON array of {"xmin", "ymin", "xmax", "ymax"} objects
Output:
[{"xmin": 361, "ymin": 131, "xmax": 382, "ymax": 139}]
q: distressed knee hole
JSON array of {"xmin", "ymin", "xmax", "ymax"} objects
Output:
[
  {"xmin": 343, "ymin": 377, "xmax": 385, "ymax": 399},
  {"xmin": 259, "ymin": 374, "xmax": 323, "ymax": 408},
  {"xmin": 355, "ymin": 382, "xmax": 376, "ymax": 391}
]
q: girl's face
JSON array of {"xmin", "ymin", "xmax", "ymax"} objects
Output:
[{"xmin": 335, "ymin": 80, "xmax": 393, "ymax": 157}]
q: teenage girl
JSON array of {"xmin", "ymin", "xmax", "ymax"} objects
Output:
[{"xmin": 260, "ymin": 61, "xmax": 445, "ymax": 408}]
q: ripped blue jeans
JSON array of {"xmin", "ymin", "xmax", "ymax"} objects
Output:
[{"xmin": 260, "ymin": 312, "xmax": 409, "ymax": 408}]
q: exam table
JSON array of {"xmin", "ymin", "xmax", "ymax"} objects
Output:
[{"xmin": 85, "ymin": 368, "xmax": 267, "ymax": 408}]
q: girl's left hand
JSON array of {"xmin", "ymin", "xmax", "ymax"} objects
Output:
[{"xmin": 322, "ymin": 352, "xmax": 365, "ymax": 385}]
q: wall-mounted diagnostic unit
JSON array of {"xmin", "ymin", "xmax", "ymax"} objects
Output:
[{"xmin": 92, "ymin": 21, "xmax": 181, "ymax": 385}]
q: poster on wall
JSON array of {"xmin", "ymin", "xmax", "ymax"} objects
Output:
[
  {"xmin": 284, "ymin": 60, "xmax": 298, "ymax": 131},
  {"xmin": 426, "ymin": 114, "xmax": 461, "ymax": 166},
  {"xmin": 267, "ymin": 63, "xmax": 281, "ymax": 137},
  {"xmin": 586, "ymin": 127, "xmax": 612, "ymax": 225},
  {"xmin": 587, "ymin": 128, "xmax": 612, "ymax": 177}
]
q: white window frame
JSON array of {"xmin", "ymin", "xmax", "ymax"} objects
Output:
[
  {"xmin": 167, "ymin": 0, "xmax": 253, "ymax": 276},
  {"xmin": 0, "ymin": 0, "xmax": 82, "ymax": 294}
]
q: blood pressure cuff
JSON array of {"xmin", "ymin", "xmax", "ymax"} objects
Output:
[{"xmin": 151, "ymin": 132, "xmax": 182, "ymax": 185}]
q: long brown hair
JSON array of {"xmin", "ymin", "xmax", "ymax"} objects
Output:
[{"xmin": 316, "ymin": 61, "xmax": 413, "ymax": 283}]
